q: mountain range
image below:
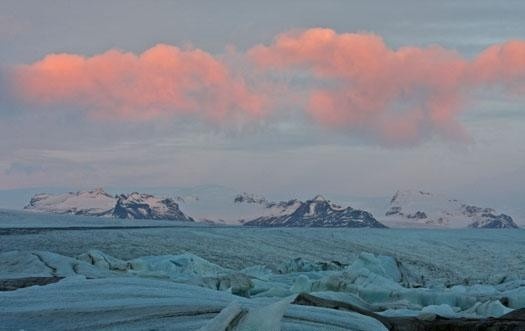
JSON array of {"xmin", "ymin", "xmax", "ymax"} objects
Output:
[{"xmin": 21, "ymin": 188, "xmax": 519, "ymax": 228}]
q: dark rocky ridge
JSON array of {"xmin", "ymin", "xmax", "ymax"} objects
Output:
[{"xmin": 243, "ymin": 195, "xmax": 386, "ymax": 228}]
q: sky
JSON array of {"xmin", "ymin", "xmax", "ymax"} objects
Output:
[{"xmin": 0, "ymin": 1, "xmax": 524, "ymax": 211}]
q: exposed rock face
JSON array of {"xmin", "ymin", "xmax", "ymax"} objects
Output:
[
  {"xmin": 406, "ymin": 211, "xmax": 428, "ymax": 219},
  {"xmin": 112, "ymin": 193, "xmax": 194, "ymax": 221},
  {"xmin": 234, "ymin": 193, "xmax": 302, "ymax": 215},
  {"xmin": 234, "ymin": 193, "xmax": 268, "ymax": 205},
  {"xmin": 384, "ymin": 190, "xmax": 518, "ymax": 229},
  {"xmin": 243, "ymin": 195, "xmax": 386, "ymax": 228},
  {"xmin": 468, "ymin": 212, "xmax": 518, "ymax": 229}
]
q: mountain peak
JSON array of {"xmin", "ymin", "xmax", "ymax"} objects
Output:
[
  {"xmin": 311, "ymin": 195, "xmax": 327, "ymax": 202},
  {"xmin": 113, "ymin": 193, "xmax": 193, "ymax": 221},
  {"xmin": 90, "ymin": 187, "xmax": 107, "ymax": 194},
  {"xmin": 243, "ymin": 195, "xmax": 386, "ymax": 228}
]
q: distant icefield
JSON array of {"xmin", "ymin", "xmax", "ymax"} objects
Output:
[{"xmin": 1, "ymin": 210, "xmax": 524, "ymax": 330}]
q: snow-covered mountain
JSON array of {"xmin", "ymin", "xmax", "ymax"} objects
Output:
[
  {"xmin": 383, "ymin": 190, "xmax": 518, "ymax": 229},
  {"xmin": 239, "ymin": 194, "xmax": 386, "ymax": 228},
  {"xmin": 113, "ymin": 192, "xmax": 194, "ymax": 221},
  {"xmin": 24, "ymin": 188, "xmax": 116, "ymax": 217},
  {"xmin": 233, "ymin": 193, "xmax": 303, "ymax": 222},
  {"xmin": 24, "ymin": 189, "xmax": 194, "ymax": 222}
]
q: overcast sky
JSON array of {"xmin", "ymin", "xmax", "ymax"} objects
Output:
[{"xmin": 0, "ymin": 1, "xmax": 524, "ymax": 210}]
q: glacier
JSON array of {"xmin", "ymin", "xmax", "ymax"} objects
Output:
[{"xmin": 0, "ymin": 210, "xmax": 524, "ymax": 330}]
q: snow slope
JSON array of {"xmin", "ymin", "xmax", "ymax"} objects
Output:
[
  {"xmin": 383, "ymin": 190, "xmax": 519, "ymax": 229},
  {"xmin": 25, "ymin": 188, "xmax": 116, "ymax": 216}
]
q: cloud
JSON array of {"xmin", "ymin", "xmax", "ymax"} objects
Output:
[
  {"xmin": 470, "ymin": 41, "xmax": 525, "ymax": 92},
  {"xmin": 8, "ymin": 29, "xmax": 525, "ymax": 146},
  {"xmin": 13, "ymin": 44, "xmax": 265, "ymax": 122},
  {"xmin": 249, "ymin": 28, "xmax": 525, "ymax": 145}
]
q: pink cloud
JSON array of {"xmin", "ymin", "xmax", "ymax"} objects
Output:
[
  {"xmin": 11, "ymin": 29, "xmax": 525, "ymax": 145},
  {"xmin": 470, "ymin": 41, "xmax": 525, "ymax": 92},
  {"xmin": 249, "ymin": 28, "xmax": 525, "ymax": 145},
  {"xmin": 14, "ymin": 44, "xmax": 265, "ymax": 121}
]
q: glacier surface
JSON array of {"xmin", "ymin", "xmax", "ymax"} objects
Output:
[{"xmin": 0, "ymin": 210, "xmax": 524, "ymax": 330}]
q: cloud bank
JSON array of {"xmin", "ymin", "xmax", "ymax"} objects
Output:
[
  {"xmin": 249, "ymin": 28, "xmax": 525, "ymax": 145},
  {"xmin": 13, "ymin": 44, "xmax": 264, "ymax": 121},
  {"xmin": 9, "ymin": 28, "xmax": 525, "ymax": 145}
]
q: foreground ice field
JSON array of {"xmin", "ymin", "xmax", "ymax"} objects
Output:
[{"xmin": 1, "ymin": 210, "xmax": 525, "ymax": 330}]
